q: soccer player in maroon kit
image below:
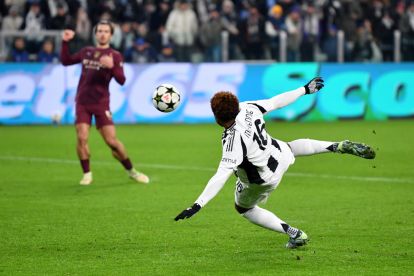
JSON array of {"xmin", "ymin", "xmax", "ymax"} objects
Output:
[{"xmin": 60, "ymin": 20, "xmax": 149, "ymax": 185}]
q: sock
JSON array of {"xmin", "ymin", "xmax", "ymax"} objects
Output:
[
  {"xmin": 288, "ymin": 139, "xmax": 336, "ymax": 156},
  {"xmin": 120, "ymin": 158, "xmax": 133, "ymax": 170},
  {"xmin": 80, "ymin": 159, "xmax": 90, "ymax": 173},
  {"xmin": 242, "ymin": 206, "xmax": 287, "ymax": 234}
]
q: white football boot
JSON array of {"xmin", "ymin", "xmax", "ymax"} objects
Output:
[
  {"xmin": 129, "ymin": 168, "xmax": 150, "ymax": 184},
  {"xmin": 79, "ymin": 172, "xmax": 93, "ymax": 185}
]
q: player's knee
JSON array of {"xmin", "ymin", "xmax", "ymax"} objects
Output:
[
  {"xmin": 104, "ymin": 137, "xmax": 117, "ymax": 148},
  {"xmin": 77, "ymin": 136, "xmax": 88, "ymax": 146},
  {"xmin": 235, "ymin": 203, "xmax": 251, "ymax": 214}
]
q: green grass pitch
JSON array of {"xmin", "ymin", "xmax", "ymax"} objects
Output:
[{"xmin": 0, "ymin": 121, "xmax": 413, "ymax": 275}]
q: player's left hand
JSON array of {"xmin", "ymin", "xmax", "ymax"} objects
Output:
[
  {"xmin": 174, "ymin": 203, "xmax": 201, "ymax": 221},
  {"xmin": 304, "ymin": 77, "xmax": 324, "ymax": 94},
  {"xmin": 100, "ymin": 54, "xmax": 114, "ymax": 69}
]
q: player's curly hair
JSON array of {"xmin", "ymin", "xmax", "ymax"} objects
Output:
[{"xmin": 210, "ymin": 91, "xmax": 240, "ymax": 126}]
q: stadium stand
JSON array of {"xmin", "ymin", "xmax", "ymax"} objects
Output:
[{"xmin": 0, "ymin": 0, "xmax": 413, "ymax": 63}]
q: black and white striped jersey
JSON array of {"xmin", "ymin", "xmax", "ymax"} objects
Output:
[{"xmin": 219, "ymin": 101, "xmax": 295, "ymax": 185}]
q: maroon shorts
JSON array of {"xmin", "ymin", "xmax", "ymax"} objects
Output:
[{"xmin": 75, "ymin": 103, "xmax": 114, "ymax": 129}]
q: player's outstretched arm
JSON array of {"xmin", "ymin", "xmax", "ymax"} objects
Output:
[
  {"xmin": 60, "ymin": 29, "xmax": 82, "ymax": 66},
  {"xmin": 174, "ymin": 167, "xmax": 233, "ymax": 221},
  {"xmin": 250, "ymin": 77, "xmax": 324, "ymax": 113}
]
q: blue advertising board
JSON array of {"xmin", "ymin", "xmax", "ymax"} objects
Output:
[{"xmin": 0, "ymin": 63, "xmax": 413, "ymax": 124}]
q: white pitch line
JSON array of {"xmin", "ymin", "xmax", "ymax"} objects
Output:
[{"xmin": 0, "ymin": 155, "xmax": 413, "ymax": 184}]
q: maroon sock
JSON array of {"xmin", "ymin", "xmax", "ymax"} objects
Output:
[
  {"xmin": 121, "ymin": 158, "xmax": 133, "ymax": 170},
  {"xmin": 80, "ymin": 159, "xmax": 90, "ymax": 173}
]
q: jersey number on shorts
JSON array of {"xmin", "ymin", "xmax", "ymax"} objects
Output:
[{"xmin": 253, "ymin": 119, "xmax": 267, "ymax": 150}]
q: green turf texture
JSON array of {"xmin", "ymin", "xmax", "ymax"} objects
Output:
[{"xmin": 0, "ymin": 121, "xmax": 413, "ymax": 275}]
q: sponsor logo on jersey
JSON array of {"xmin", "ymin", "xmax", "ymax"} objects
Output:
[
  {"xmin": 83, "ymin": 59, "xmax": 102, "ymax": 70},
  {"xmin": 221, "ymin": 157, "xmax": 237, "ymax": 164}
]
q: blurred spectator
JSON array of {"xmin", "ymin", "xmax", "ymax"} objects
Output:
[
  {"xmin": 300, "ymin": 3, "xmax": 319, "ymax": 61},
  {"xmin": 352, "ymin": 20, "xmax": 382, "ymax": 62},
  {"xmin": 278, "ymin": 0, "xmax": 296, "ymax": 15},
  {"xmin": 24, "ymin": 1, "xmax": 46, "ymax": 53},
  {"xmin": 320, "ymin": 0, "xmax": 341, "ymax": 43},
  {"xmin": 8, "ymin": 37, "xmax": 29, "ymax": 62},
  {"xmin": 285, "ymin": 6, "xmax": 302, "ymax": 61},
  {"xmin": 124, "ymin": 38, "xmax": 158, "ymax": 63},
  {"xmin": 158, "ymin": 43, "xmax": 176, "ymax": 62},
  {"xmin": 199, "ymin": 8, "xmax": 222, "ymax": 62},
  {"xmin": 74, "ymin": 7, "xmax": 91, "ymax": 49},
  {"xmin": 135, "ymin": 22, "xmax": 149, "ymax": 41},
  {"xmin": 119, "ymin": 21, "xmax": 136, "ymax": 54},
  {"xmin": 239, "ymin": 5, "xmax": 266, "ymax": 60},
  {"xmin": 265, "ymin": 4, "xmax": 285, "ymax": 60},
  {"xmin": 220, "ymin": 0, "xmax": 241, "ymax": 60},
  {"xmin": 37, "ymin": 39, "xmax": 59, "ymax": 62},
  {"xmin": 377, "ymin": 10, "xmax": 397, "ymax": 61},
  {"xmin": 49, "ymin": 2, "xmax": 73, "ymax": 29},
  {"xmin": 166, "ymin": 0, "xmax": 198, "ymax": 62},
  {"xmin": 2, "ymin": 0, "xmax": 25, "ymax": 16},
  {"xmin": 117, "ymin": 0, "xmax": 138, "ymax": 22},
  {"xmin": 321, "ymin": 24, "xmax": 338, "ymax": 62},
  {"xmin": 153, "ymin": 0, "xmax": 171, "ymax": 30},
  {"xmin": 2, "ymin": 5, "xmax": 23, "ymax": 31},
  {"xmin": 336, "ymin": 1, "xmax": 362, "ymax": 61},
  {"xmin": 400, "ymin": 2, "xmax": 414, "ymax": 61},
  {"xmin": 143, "ymin": 1, "xmax": 159, "ymax": 32},
  {"xmin": 367, "ymin": 0, "xmax": 385, "ymax": 39},
  {"xmin": 24, "ymin": 2, "xmax": 45, "ymax": 33},
  {"xmin": 338, "ymin": 1, "xmax": 362, "ymax": 43},
  {"xmin": 196, "ymin": 0, "xmax": 219, "ymax": 24}
]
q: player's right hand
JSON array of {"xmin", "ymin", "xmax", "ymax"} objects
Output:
[
  {"xmin": 304, "ymin": 77, "xmax": 324, "ymax": 94},
  {"xmin": 174, "ymin": 203, "xmax": 201, "ymax": 221},
  {"xmin": 62, "ymin": 29, "xmax": 75, "ymax": 42}
]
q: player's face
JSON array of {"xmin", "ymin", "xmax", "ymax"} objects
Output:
[{"xmin": 95, "ymin": 25, "xmax": 112, "ymax": 47}]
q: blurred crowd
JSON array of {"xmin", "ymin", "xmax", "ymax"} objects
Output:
[{"xmin": 1, "ymin": 0, "xmax": 414, "ymax": 63}]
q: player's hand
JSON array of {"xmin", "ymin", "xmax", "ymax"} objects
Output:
[
  {"xmin": 62, "ymin": 29, "xmax": 75, "ymax": 42},
  {"xmin": 174, "ymin": 203, "xmax": 201, "ymax": 221},
  {"xmin": 100, "ymin": 54, "xmax": 114, "ymax": 69},
  {"xmin": 304, "ymin": 77, "xmax": 324, "ymax": 94}
]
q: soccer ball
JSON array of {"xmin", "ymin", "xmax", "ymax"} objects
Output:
[{"xmin": 152, "ymin": 84, "xmax": 181, "ymax": 113}]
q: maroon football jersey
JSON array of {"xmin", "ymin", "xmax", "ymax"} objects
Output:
[{"xmin": 60, "ymin": 41, "xmax": 126, "ymax": 105}]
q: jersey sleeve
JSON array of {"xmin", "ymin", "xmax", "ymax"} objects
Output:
[
  {"xmin": 112, "ymin": 52, "xmax": 126, "ymax": 85},
  {"xmin": 194, "ymin": 167, "xmax": 233, "ymax": 207},
  {"xmin": 60, "ymin": 41, "xmax": 83, "ymax": 65},
  {"xmin": 193, "ymin": 131, "xmax": 244, "ymax": 207},
  {"xmin": 242, "ymin": 87, "xmax": 306, "ymax": 114}
]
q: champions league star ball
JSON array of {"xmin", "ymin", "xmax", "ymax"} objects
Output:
[{"xmin": 152, "ymin": 84, "xmax": 181, "ymax": 113}]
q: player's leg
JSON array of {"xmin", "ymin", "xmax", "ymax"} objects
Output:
[
  {"xmin": 234, "ymin": 182, "xmax": 308, "ymax": 248},
  {"xmin": 288, "ymin": 139, "xmax": 334, "ymax": 156},
  {"xmin": 75, "ymin": 104, "xmax": 93, "ymax": 185},
  {"xmin": 288, "ymin": 138, "xmax": 375, "ymax": 159},
  {"xmin": 76, "ymin": 123, "xmax": 93, "ymax": 185},
  {"xmin": 98, "ymin": 124, "xmax": 149, "ymax": 184}
]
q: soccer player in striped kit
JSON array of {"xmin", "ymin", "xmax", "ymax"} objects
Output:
[
  {"xmin": 61, "ymin": 21, "xmax": 149, "ymax": 185},
  {"xmin": 175, "ymin": 77, "xmax": 375, "ymax": 248}
]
